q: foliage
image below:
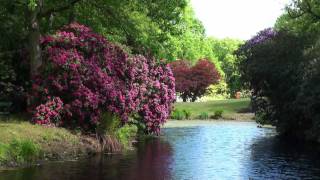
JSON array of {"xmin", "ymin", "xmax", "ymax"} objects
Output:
[
  {"xmin": 170, "ymin": 108, "xmax": 192, "ymax": 120},
  {"xmin": 175, "ymin": 99, "xmax": 251, "ymax": 120},
  {"xmin": 0, "ymin": 0, "xmax": 186, "ymax": 113},
  {"xmin": 183, "ymin": 109, "xmax": 192, "ymax": 120},
  {"xmin": 204, "ymin": 82, "xmax": 229, "ymax": 100},
  {"xmin": 198, "ymin": 112, "xmax": 209, "ymax": 120},
  {"xmin": 210, "ymin": 38, "xmax": 243, "ymax": 96},
  {"xmin": 0, "ymin": 0, "xmax": 245, "ymax": 109},
  {"xmin": 0, "ymin": 0, "xmax": 188, "ymax": 62},
  {"xmin": 115, "ymin": 124, "xmax": 138, "ymax": 149},
  {"xmin": 0, "ymin": 57, "xmax": 26, "ymax": 111},
  {"xmin": 0, "ymin": 139, "xmax": 40, "ymax": 165},
  {"xmin": 171, "ymin": 109, "xmax": 185, "ymax": 120},
  {"xmin": 170, "ymin": 59, "xmax": 220, "ymax": 102},
  {"xmin": 237, "ymin": 27, "xmax": 320, "ymax": 142},
  {"xmin": 31, "ymin": 23, "xmax": 175, "ymax": 134},
  {"xmin": 211, "ymin": 110, "xmax": 224, "ymax": 119}
]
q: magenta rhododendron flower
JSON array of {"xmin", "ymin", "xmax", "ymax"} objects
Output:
[{"xmin": 31, "ymin": 23, "xmax": 175, "ymax": 134}]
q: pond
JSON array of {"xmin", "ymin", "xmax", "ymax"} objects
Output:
[{"xmin": 1, "ymin": 121, "xmax": 320, "ymax": 179}]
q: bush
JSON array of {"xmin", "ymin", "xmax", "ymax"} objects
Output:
[
  {"xmin": 116, "ymin": 124, "xmax": 138, "ymax": 149},
  {"xmin": 211, "ymin": 110, "xmax": 224, "ymax": 119},
  {"xmin": 170, "ymin": 109, "xmax": 192, "ymax": 120},
  {"xmin": 198, "ymin": 112, "xmax": 209, "ymax": 120},
  {"xmin": 31, "ymin": 23, "xmax": 176, "ymax": 134},
  {"xmin": 183, "ymin": 109, "xmax": 192, "ymax": 119},
  {"xmin": 171, "ymin": 109, "xmax": 185, "ymax": 120}
]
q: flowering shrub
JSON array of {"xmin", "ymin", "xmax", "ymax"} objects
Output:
[
  {"xmin": 170, "ymin": 59, "xmax": 220, "ymax": 102},
  {"xmin": 33, "ymin": 96, "xmax": 63, "ymax": 125},
  {"xmin": 138, "ymin": 60, "xmax": 176, "ymax": 134},
  {"xmin": 244, "ymin": 28, "xmax": 277, "ymax": 49},
  {"xmin": 31, "ymin": 23, "xmax": 175, "ymax": 134}
]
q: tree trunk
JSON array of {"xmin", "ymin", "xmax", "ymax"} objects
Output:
[
  {"xmin": 28, "ymin": 7, "xmax": 42, "ymax": 79},
  {"xmin": 26, "ymin": 2, "xmax": 42, "ymax": 108},
  {"xmin": 68, "ymin": 6, "xmax": 76, "ymax": 23}
]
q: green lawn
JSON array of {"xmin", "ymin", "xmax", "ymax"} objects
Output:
[{"xmin": 174, "ymin": 98, "xmax": 253, "ymax": 120}]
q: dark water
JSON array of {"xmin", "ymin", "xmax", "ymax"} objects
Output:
[{"xmin": 1, "ymin": 121, "xmax": 320, "ymax": 180}]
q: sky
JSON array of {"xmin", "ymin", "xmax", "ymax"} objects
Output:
[{"xmin": 191, "ymin": 0, "xmax": 290, "ymax": 40}]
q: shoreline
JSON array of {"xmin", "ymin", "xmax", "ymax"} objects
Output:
[
  {"xmin": 0, "ymin": 121, "xmax": 137, "ymax": 170},
  {"xmin": 163, "ymin": 119, "xmax": 275, "ymax": 129}
]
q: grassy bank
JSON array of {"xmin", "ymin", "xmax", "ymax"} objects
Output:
[
  {"xmin": 0, "ymin": 117, "xmax": 137, "ymax": 169},
  {"xmin": 173, "ymin": 98, "xmax": 253, "ymax": 120}
]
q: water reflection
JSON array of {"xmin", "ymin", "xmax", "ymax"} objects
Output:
[
  {"xmin": 247, "ymin": 136, "xmax": 320, "ymax": 179},
  {"xmin": 1, "ymin": 121, "xmax": 320, "ymax": 180},
  {"xmin": 0, "ymin": 139, "xmax": 173, "ymax": 180}
]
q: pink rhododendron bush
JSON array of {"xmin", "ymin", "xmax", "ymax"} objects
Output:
[{"xmin": 31, "ymin": 23, "xmax": 175, "ymax": 134}]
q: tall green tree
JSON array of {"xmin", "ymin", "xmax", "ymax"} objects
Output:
[{"xmin": 0, "ymin": 0, "xmax": 188, "ymax": 78}]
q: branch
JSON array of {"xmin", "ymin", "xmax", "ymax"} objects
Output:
[
  {"xmin": 39, "ymin": 0, "xmax": 82, "ymax": 17},
  {"xmin": 287, "ymin": 8, "xmax": 305, "ymax": 19},
  {"xmin": 304, "ymin": 0, "xmax": 320, "ymax": 20}
]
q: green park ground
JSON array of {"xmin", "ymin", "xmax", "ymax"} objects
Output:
[{"xmin": 173, "ymin": 98, "xmax": 253, "ymax": 120}]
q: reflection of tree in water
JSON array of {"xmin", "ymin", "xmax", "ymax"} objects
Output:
[
  {"xmin": 0, "ymin": 138, "xmax": 173, "ymax": 180},
  {"xmin": 247, "ymin": 136, "xmax": 320, "ymax": 179},
  {"xmin": 116, "ymin": 138, "xmax": 173, "ymax": 180}
]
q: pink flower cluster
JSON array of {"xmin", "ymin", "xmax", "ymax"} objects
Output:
[
  {"xmin": 32, "ymin": 23, "xmax": 176, "ymax": 134},
  {"xmin": 33, "ymin": 96, "xmax": 63, "ymax": 125}
]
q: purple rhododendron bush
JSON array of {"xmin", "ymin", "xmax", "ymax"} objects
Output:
[{"xmin": 30, "ymin": 23, "xmax": 175, "ymax": 134}]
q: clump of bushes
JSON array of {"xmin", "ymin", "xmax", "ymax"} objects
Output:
[
  {"xmin": 198, "ymin": 112, "xmax": 209, "ymax": 120},
  {"xmin": 183, "ymin": 109, "xmax": 192, "ymax": 120},
  {"xmin": 210, "ymin": 110, "xmax": 224, "ymax": 119},
  {"xmin": 171, "ymin": 109, "xmax": 185, "ymax": 120},
  {"xmin": 171, "ymin": 109, "xmax": 192, "ymax": 120},
  {"xmin": 31, "ymin": 23, "xmax": 176, "ymax": 135},
  {"xmin": 116, "ymin": 124, "xmax": 138, "ymax": 149}
]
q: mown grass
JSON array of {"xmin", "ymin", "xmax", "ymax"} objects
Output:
[{"xmin": 174, "ymin": 98, "xmax": 253, "ymax": 120}]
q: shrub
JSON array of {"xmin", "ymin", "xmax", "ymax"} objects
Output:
[
  {"xmin": 211, "ymin": 110, "xmax": 224, "ymax": 119},
  {"xmin": 115, "ymin": 124, "xmax": 138, "ymax": 149},
  {"xmin": 198, "ymin": 112, "xmax": 209, "ymax": 120},
  {"xmin": 171, "ymin": 109, "xmax": 185, "ymax": 120},
  {"xmin": 183, "ymin": 109, "xmax": 192, "ymax": 120},
  {"xmin": 30, "ymin": 23, "xmax": 176, "ymax": 134},
  {"xmin": 170, "ymin": 59, "xmax": 220, "ymax": 102}
]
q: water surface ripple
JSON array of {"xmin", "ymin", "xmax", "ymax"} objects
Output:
[{"xmin": 1, "ymin": 121, "xmax": 320, "ymax": 180}]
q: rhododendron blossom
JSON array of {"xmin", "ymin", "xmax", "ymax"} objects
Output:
[
  {"xmin": 33, "ymin": 96, "xmax": 63, "ymax": 125},
  {"xmin": 31, "ymin": 23, "xmax": 175, "ymax": 134}
]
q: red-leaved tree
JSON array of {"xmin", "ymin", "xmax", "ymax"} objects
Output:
[{"xmin": 170, "ymin": 59, "xmax": 220, "ymax": 102}]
